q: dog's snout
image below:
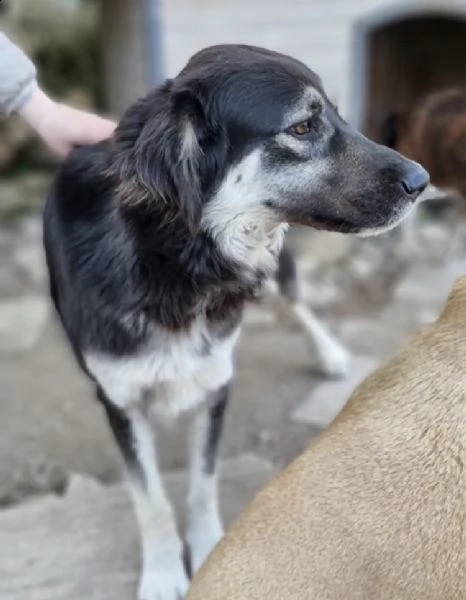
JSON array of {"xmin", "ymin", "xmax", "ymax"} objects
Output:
[{"xmin": 400, "ymin": 164, "xmax": 430, "ymax": 198}]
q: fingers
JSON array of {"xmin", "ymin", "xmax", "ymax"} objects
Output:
[{"xmin": 19, "ymin": 88, "xmax": 117, "ymax": 158}]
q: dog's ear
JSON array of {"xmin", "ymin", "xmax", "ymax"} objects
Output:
[{"xmin": 115, "ymin": 83, "xmax": 228, "ymax": 234}]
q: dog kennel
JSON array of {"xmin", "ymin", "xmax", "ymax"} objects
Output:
[{"xmin": 350, "ymin": 6, "xmax": 466, "ymax": 141}]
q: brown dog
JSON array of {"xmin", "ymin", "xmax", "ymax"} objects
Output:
[
  {"xmin": 382, "ymin": 88, "xmax": 466, "ymax": 198},
  {"xmin": 382, "ymin": 89, "xmax": 466, "ymax": 255},
  {"xmin": 187, "ymin": 276, "xmax": 466, "ymax": 600}
]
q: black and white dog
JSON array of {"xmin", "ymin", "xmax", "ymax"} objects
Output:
[{"xmin": 43, "ymin": 45, "xmax": 428, "ymax": 600}]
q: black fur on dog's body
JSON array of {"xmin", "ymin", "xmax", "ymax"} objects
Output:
[
  {"xmin": 45, "ymin": 140, "xmax": 247, "ymax": 353},
  {"xmin": 44, "ymin": 44, "xmax": 428, "ymax": 600}
]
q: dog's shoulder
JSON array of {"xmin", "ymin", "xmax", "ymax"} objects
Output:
[
  {"xmin": 43, "ymin": 141, "xmax": 141, "ymax": 319},
  {"xmin": 44, "ymin": 140, "xmax": 130, "ymax": 258},
  {"xmin": 47, "ymin": 140, "xmax": 115, "ymax": 223}
]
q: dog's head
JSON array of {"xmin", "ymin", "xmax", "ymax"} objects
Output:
[{"xmin": 114, "ymin": 45, "xmax": 428, "ymax": 269}]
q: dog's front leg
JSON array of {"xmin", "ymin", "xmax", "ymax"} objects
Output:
[
  {"xmin": 97, "ymin": 388, "xmax": 188, "ymax": 600},
  {"xmin": 185, "ymin": 383, "xmax": 230, "ymax": 575}
]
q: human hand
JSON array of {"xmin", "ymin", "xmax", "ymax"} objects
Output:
[{"xmin": 19, "ymin": 88, "xmax": 116, "ymax": 157}]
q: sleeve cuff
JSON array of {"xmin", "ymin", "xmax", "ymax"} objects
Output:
[
  {"xmin": 0, "ymin": 32, "xmax": 38, "ymax": 116},
  {"xmin": 6, "ymin": 79, "xmax": 39, "ymax": 115}
]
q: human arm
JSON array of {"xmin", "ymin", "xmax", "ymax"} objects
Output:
[{"xmin": 0, "ymin": 32, "xmax": 116, "ymax": 156}]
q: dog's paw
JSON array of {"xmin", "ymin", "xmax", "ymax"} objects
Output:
[
  {"xmin": 186, "ymin": 512, "xmax": 224, "ymax": 575},
  {"xmin": 138, "ymin": 562, "xmax": 189, "ymax": 600},
  {"xmin": 313, "ymin": 341, "xmax": 351, "ymax": 379}
]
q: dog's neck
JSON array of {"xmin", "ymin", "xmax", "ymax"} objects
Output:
[
  {"xmin": 203, "ymin": 215, "xmax": 289, "ymax": 283},
  {"xmin": 120, "ymin": 204, "xmax": 277, "ymax": 330},
  {"xmin": 122, "ymin": 198, "xmax": 286, "ymax": 287},
  {"xmin": 199, "ymin": 150, "xmax": 289, "ymax": 282}
]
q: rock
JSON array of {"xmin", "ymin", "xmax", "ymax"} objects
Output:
[
  {"xmin": 243, "ymin": 304, "xmax": 276, "ymax": 328},
  {"xmin": 348, "ymin": 256, "xmax": 375, "ymax": 278},
  {"xmin": 255, "ymin": 428, "xmax": 275, "ymax": 445},
  {"xmin": 299, "ymin": 279, "xmax": 341, "ymax": 309},
  {"xmin": 18, "ymin": 214, "xmax": 44, "ymax": 241},
  {"xmin": 0, "ymin": 295, "xmax": 49, "ymax": 354},
  {"xmin": 0, "ymin": 177, "xmax": 49, "ymax": 220},
  {"xmin": 0, "ymin": 261, "xmax": 26, "ymax": 299},
  {"xmin": 13, "ymin": 243, "xmax": 47, "ymax": 286},
  {"xmin": 394, "ymin": 259, "xmax": 466, "ymax": 310},
  {"xmin": 291, "ymin": 356, "xmax": 379, "ymax": 427},
  {"xmin": 287, "ymin": 228, "xmax": 354, "ymax": 271},
  {"xmin": 0, "ymin": 454, "xmax": 276, "ymax": 600},
  {"xmin": 418, "ymin": 222, "xmax": 451, "ymax": 248},
  {"xmin": 338, "ymin": 317, "xmax": 402, "ymax": 358},
  {"xmin": 0, "ymin": 477, "xmax": 138, "ymax": 600},
  {"xmin": 0, "ymin": 318, "xmax": 123, "ymax": 506},
  {"xmin": 19, "ymin": 174, "xmax": 51, "ymax": 201},
  {"xmin": 0, "ymin": 458, "xmax": 65, "ymax": 507},
  {"xmin": 0, "ymin": 182, "xmax": 23, "ymax": 216}
]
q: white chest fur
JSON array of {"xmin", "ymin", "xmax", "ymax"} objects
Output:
[{"xmin": 85, "ymin": 320, "xmax": 240, "ymax": 421}]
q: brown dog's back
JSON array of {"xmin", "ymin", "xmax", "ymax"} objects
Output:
[
  {"xmin": 385, "ymin": 89, "xmax": 466, "ymax": 198},
  {"xmin": 187, "ymin": 278, "xmax": 466, "ymax": 600}
]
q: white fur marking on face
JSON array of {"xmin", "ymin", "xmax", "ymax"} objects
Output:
[
  {"xmin": 202, "ymin": 149, "xmax": 288, "ymax": 275},
  {"xmin": 275, "ymin": 132, "xmax": 309, "ymax": 155}
]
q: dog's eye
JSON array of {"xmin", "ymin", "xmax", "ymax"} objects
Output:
[{"xmin": 289, "ymin": 119, "xmax": 314, "ymax": 137}]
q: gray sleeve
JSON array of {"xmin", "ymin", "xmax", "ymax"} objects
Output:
[{"xmin": 0, "ymin": 33, "xmax": 37, "ymax": 115}]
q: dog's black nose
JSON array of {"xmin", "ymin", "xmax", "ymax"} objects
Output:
[{"xmin": 401, "ymin": 164, "xmax": 429, "ymax": 197}]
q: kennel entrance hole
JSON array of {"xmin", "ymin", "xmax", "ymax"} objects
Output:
[{"xmin": 360, "ymin": 14, "xmax": 466, "ymax": 141}]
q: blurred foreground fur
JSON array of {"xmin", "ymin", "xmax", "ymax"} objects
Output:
[{"xmin": 188, "ymin": 275, "xmax": 466, "ymax": 600}]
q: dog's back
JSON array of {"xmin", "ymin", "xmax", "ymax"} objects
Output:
[
  {"xmin": 382, "ymin": 89, "xmax": 466, "ymax": 198},
  {"xmin": 187, "ymin": 277, "xmax": 466, "ymax": 600},
  {"xmin": 43, "ymin": 141, "xmax": 140, "ymax": 357}
]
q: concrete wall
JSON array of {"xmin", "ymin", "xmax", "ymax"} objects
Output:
[
  {"xmin": 159, "ymin": 0, "xmax": 466, "ymax": 125},
  {"xmin": 99, "ymin": 0, "xmax": 466, "ymax": 119}
]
